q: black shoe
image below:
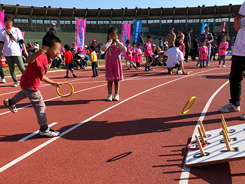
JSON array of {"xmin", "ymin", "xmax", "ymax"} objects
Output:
[
  {"xmin": 73, "ymin": 74, "xmax": 77, "ymax": 78},
  {"xmin": 92, "ymin": 75, "xmax": 96, "ymax": 77},
  {"xmin": 64, "ymin": 75, "xmax": 69, "ymax": 78},
  {"xmin": 167, "ymin": 68, "xmax": 173, "ymax": 74}
]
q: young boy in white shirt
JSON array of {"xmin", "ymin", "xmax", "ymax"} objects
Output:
[{"xmin": 158, "ymin": 40, "xmax": 187, "ymax": 75}]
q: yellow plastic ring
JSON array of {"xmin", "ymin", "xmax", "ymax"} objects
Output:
[
  {"xmin": 56, "ymin": 82, "xmax": 74, "ymax": 97},
  {"xmin": 182, "ymin": 96, "xmax": 196, "ymax": 114}
]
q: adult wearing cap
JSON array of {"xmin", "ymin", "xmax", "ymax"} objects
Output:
[
  {"xmin": 219, "ymin": 2, "xmax": 245, "ymax": 119},
  {"xmin": 46, "ymin": 23, "xmax": 57, "ymax": 36},
  {"xmin": 166, "ymin": 28, "xmax": 176, "ymax": 48},
  {"xmin": 0, "ymin": 15, "xmax": 28, "ymax": 87}
]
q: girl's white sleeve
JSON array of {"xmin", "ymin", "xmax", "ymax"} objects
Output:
[
  {"xmin": 115, "ymin": 39, "xmax": 127, "ymax": 53},
  {"xmin": 101, "ymin": 39, "xmax": 112, "ymax": 52}
]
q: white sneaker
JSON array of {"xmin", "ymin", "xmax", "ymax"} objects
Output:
[
  {"xmin": 219, "ymin": 103, "xmax": 240, "ymax": 113},
  {"xmin": 3, "ymin": 99, "xmax": 17, "ymax": 113},
  {"xmin": 107, "ymin": 94, "xmax": 113, "ymax": 101},
  {"xmin": 136, "ymin": 67, "xmax": 140, "ymax": 70},
  {"xmin": 240, "ymin": 113, "xmax": 245, "ymax": 120},
  {"xmin": 38, "ymin": 128, "xmax": 60, "ymax": 137},
  {"xmin": 13, "ymin": 82, "xmax": 19, "ymax": 87},
  {"xmin": 114, "ymin": 94, "xmax": 119, "ymax": 101},
  {"xmin": 218, "ymin": 65, "xmax": 221, "ymax": 67},
  {"xmin": 1, "ymin": 78, "xmax": 6, "ymax": 83},
  {"xmin": 177, "ymin": 70, "xmax": 183, "ymax": 75},
  {"xmin": 222, "ymin": 65, "xmax": 225, "ymax": 68}
]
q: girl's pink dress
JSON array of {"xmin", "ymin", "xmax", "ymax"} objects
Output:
[
  {"xmin": 179, "ymin": 43, "xmax": 185, "ymax": 58},
  {"xmin": 125, "ymin": 46, "xmax": 132, "ymax": 60},
  {"xmin": 199, "ymin": 46, "xmax": 208, "ymax": 60},
  {"xmin": 101, "ymin": 39, "xmax": 127, "ymax": 81},
  {"xmin": 136, "ymin": 48, "xmax": 143, "ymax": 63},
  {"xmin": 131, "ymin": 47, "xmax": 136, "ymax": 62}
]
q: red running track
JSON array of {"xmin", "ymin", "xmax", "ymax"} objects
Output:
[{"xmin": 0, "ymin": 58, "xmax": 245, "ymax": 184}]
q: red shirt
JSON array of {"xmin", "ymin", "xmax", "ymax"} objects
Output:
[
  {"xmin": 20, "ymin": 53, "xmax": 52, "ymax": 91},
  {"xmin": 64, "ymin": 51, "xmax": 73, "ymax": 64}
]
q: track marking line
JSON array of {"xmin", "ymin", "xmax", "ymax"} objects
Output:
[
  {"xmin": 0, "ymin": 68, "xmax": 218, "ymax": 173},
  {"xmin": 179, "ymin": 80, "xmax": 229, "ymax": 184},
  {"xmin": 18, "ymin": 122, "xmax": 58, "ymax": 142}
]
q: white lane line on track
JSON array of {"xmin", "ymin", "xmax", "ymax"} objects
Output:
[
  {"xmin": 0, "ymin": 68, "xmax": 218, "ymax": 173},
  {"xmin": 18, "ymin": 122, "xmax": 58, "ymax": 142},
  {"xmin": 0, "ymin": 75, "xmax": 102, "ymax": 97},
  {"xmin": 0, "ymin": 71, "xmax": 157, "ymax": 116},
  {"xmin": 178, "ymin": 80, "xmax": 229, "ymax": 184}
]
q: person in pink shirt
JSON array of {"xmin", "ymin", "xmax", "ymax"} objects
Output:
[
  {"xmin": 3, "ymin": 35, "xmax": 62, "ymax": 137},
  {"xmin": 101, "ymin": 27, "xmax": 126, "ymax": 101},
  {"xmin": 218, "ymin": 36, "xmax": 229, "ymax": 67},
  {"xmin": 136, "ymin": 43, "xmax": 143, "ymax": 70},
  {"xmin": 125, "ymin": 40, "xmax": 136, "ymax": 70},
  {"xmin": 131, "ymin": 42, "xmax": 137, "ymax": 65},
  {"xmin": 199, "ymin": 41, "xmax": 208, "ymax": 68}
]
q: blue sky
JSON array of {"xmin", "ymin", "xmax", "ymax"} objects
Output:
[{"xmin": 0, "ymin": 0, "xmax": 243, "ymax": 9}]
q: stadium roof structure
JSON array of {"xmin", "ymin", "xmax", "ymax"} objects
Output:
[{"xmin": 0, "ymin": 3, "xmax": 240, "ymax": 21}]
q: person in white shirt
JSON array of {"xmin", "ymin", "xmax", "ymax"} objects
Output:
[
  {"xmin": 219, "ymin": 2, "xmax": 245, "ymax": 119},
  {"xmin": 0, "ymin": 15, "xmax": 28, "ymax": 87},
  {"xmin": 158, "ymin": 40, "xmax": 187, "ymax": 75}
]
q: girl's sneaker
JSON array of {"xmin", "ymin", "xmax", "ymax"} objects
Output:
[
  {"xmin": 222, "ymin": 65, "xmax": 225, "ymax": 68},
  {"xmin": 107, "ymin": 94, "xmax": 113, "ymax": 101},
  {"xmin": 114, "ymin": 94, "xmax": 119, "ymax": 101},
  {"xmin": 1, "ymin": 78, "xmax": 6, "ymax": 83},
  {"xmin": 73, "ymin": 73, "xmax": 77, "ymax": 78},
  {"xmin": 218, "ymin": 103, "xmax": 240, "ymax": 113},
  {"xmin": 13, "ymin": 82, "xmax": 19, "ymax": 87},
  {"xmin": 38, "ymin": 128, "xmax": 60, "ymax": 137},
  {"xmin": 3, "ymin": 99, "xmax": 17, "ymax": 113},
  {"xmin": 136, "ymin": 67, "xmax": 141, "ymax": 70},
  {"xmin": 218, "ymin": 65, "xmax": 221, "ymax": 67}
]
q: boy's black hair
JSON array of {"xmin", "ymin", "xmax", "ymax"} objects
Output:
[
  {"xmin": 159, "ymin": 37, "xmax": 162, "ymax": 40},
  {"xmin": 90, "ymin": 45, "xmax": 96, "ymax": 51},
  {"xmin": 175, "ymin": 40, "xmax": 181, "ymax": 47},
  {"xmin": 141, "ymin": 32, "xmax": 143, "ymax": 34},
  {"xmin": 225, "ymin": 31, "xmax": 229, "ymax": 34},
  {"xmin": 107, "ymin": 27, "xmax": 119, "ymax": 41},
  {"xmin": 147, "ymin": 34, "xmax": 152, "ymax": 39},
  {"xmin": 193, "ymin": 35, "xmax": 198, "ymax": 38},
  {"xmin": 126, "ymin": 40, "xmax": 130, "ymax": 44},
  {"xmin": 137, "ymin": 42, "xmax": 142, "ymax": 46},
  {"xmin": 188, "ymin": 28, "xmax": 193, "ymax": 31},
  {"xmin": 212, "ymin": 33, "xmax": 217, "ymax": 36},
  {"xmin": 178, "ymin": 28, "xmax": 183, "ymax": 32},
  {"xmin": 42, "ymin": 35, "xmax": 61, "ymax": 48},
  {"xmin": 4, "ymin": 15, "xmax": 13, "ymax": 22},
  {"xmin": 205, "ymin": 26, "xmax": 210, "ymax": 29},
  {"xmin": 64, "ymin": 44, "xmax": 70, "ymax": 51},
  {"xmin": 221, "ymin": 31, "xmax": 225, "ymax": 33},
  {"xmin": 132, "ymin": 42, "xmax": 136, "ymax": 45},
  {"xmin": 70, "ymin": 48, "xmax": 76, "ymax": 51}
]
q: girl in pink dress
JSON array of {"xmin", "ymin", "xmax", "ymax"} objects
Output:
[
  {"xmin": 199, "ymin": 41, "xmax": 208, "ymax": 68},
  {"xmin": 131, "ymin": 42, "xmax": 137, "ymax": 64},
  {"xmin": 218, "ymin": 36, "xmax": 229, "ymax": 67},
  {"xmin": 101, "ymin": 27, "xmax": 127, "ymax": 101},
  {"xmin": 136, "ymin": 43, "xmax": 143, "ymax": 70},
  {"xmin": 125, "ymin": 40, "xmax": 136, "ymax": 69}
]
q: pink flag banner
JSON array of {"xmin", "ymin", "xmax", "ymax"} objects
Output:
[
  {"xmin": 0, "ymin": 11, "xmax": 5, "ymax": 30},
  {"xmin": 122, "ymin": 23, "xmax": 131, "ymax": 46},
  {"xmin": 76, "ymin": 19, "xmax": 86, "ymax": 55}
]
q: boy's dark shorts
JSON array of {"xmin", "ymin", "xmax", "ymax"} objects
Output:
[
  {"xmin": 66, "ymin": 63, "xmax": 73, "ymax": 69},
  {"xmin": 146, "ymin": 56, "xmax": 153, "ymax": 63}
]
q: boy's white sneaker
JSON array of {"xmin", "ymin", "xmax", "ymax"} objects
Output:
[
  {"xmin": 177, "ymin": 70, "xmax": 183, "ymax": 75},
  {"xmin": 107, "ymin": 94, "xmax": 113, "ymax": 101},
  {"xmin": 240, "ymin": 113, "xmax": 245, "ymax": 120},
  {"xmin": 222, "ymin": 65, "xmax": 225, "ymax": 68},
  {"xmin": 114, "ymin": 94, "xmax": 119, "ymax": 101},
  {"xmin": 13, "ymin": 82, "xmax": 19, "ymax": 87},
  {"xmin": 218, "ymin": 103, "xmax": 240, "ymax": 113},
  {"xmin": 3, "ymin": 99, "xmax": 17, "ymax": 113},
  {"xmin": 1, "ymin": 78, "xmax": 6, "ymax": 83},
  {"xmin": 38, "ymin": 128, "xmax": 60, "ymax": 137}
]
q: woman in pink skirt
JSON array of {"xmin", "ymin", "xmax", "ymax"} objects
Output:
[{"xmin": 101, "ymin": 27, "xmax": 126, "ymax": 101}]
